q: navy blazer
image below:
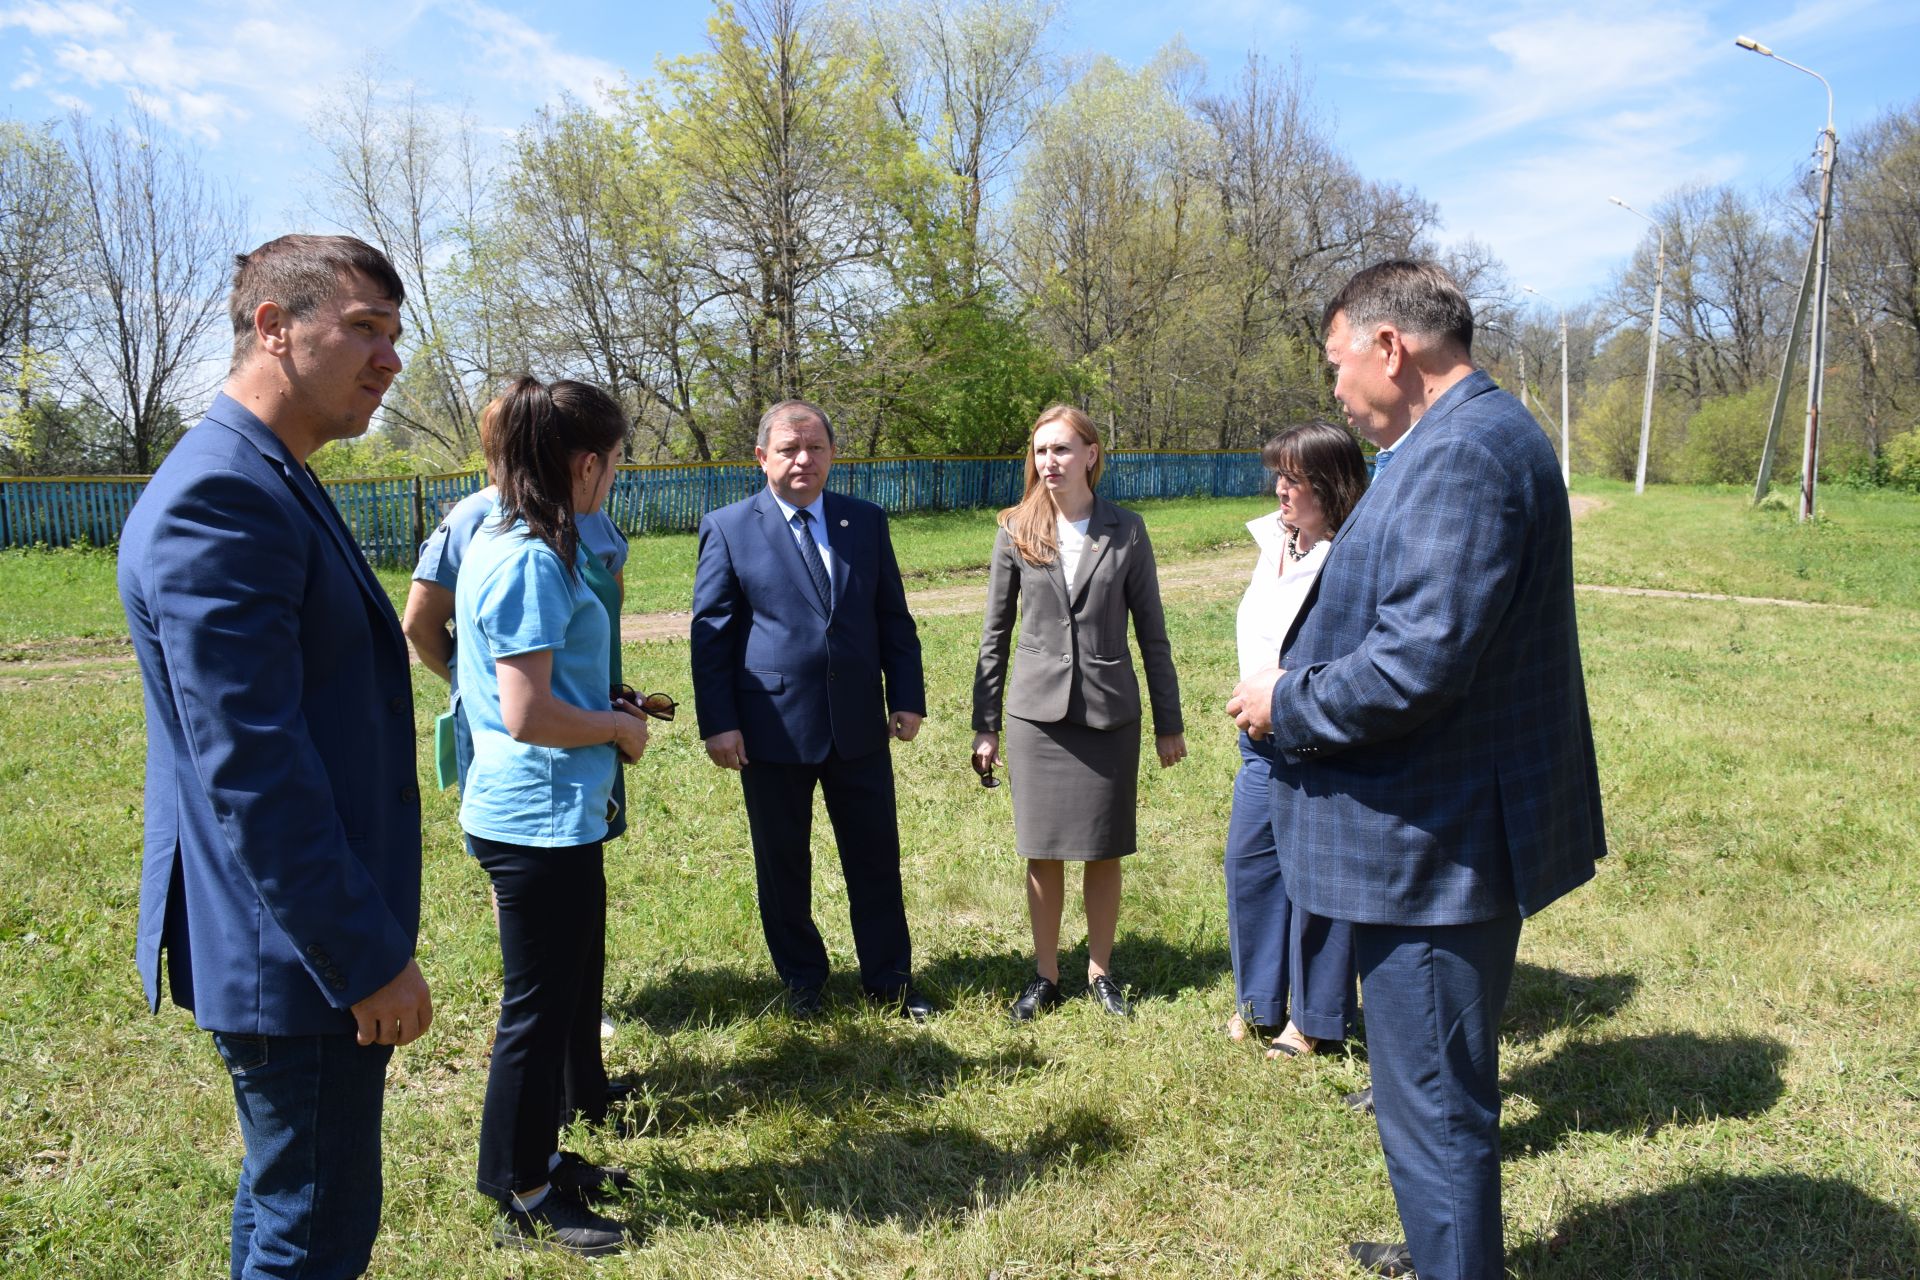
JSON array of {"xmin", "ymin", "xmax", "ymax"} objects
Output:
[
  {"xmin": 118, "ymin": 395, "xmax": 422, "ymax": 1035},
  {"xmin": 690, "ymin": 488, "xmax": 925, "ymax": 764},
  {"xmin": 1268, "ymin": 371, "xmax": 1606, "ymax": 926}
]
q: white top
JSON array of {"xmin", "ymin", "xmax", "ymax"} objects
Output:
[
  {"xmin": 1235, "ymin": 513, "xmax": 1331, "ymax": 681},
  {"xmin": 1056, "ymin": 514, "xmax": 1093, "ymax": 591},
  {"xmin": 769, "ymin": 488, "xmax": 835, "ymax": 606}
]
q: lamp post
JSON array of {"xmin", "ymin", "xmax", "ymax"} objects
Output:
[
  {"xmin": 1525, "ymin": 285, "xmax": 1572, "ymax": 487},
  {"xmin": 1609, "ymin": 196, "xmax": 1665, "ymax": 495},
  {"xmin": 1737, "ymin": 35, "xmax": 1837, "ymax": 523}
]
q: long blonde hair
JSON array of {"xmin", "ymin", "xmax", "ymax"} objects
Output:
[{"xmin": 998, "ymin": 403, "xmax": 1104, "ymax": 566}]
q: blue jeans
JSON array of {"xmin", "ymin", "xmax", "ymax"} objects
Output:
[
  {"xmin": 211, "ymin": 1031, "xmax": 393, "ymax": 1280},
  {"xmin": 1225, "ymin": 733, "xmax": 1357, "ymax": 1040}
]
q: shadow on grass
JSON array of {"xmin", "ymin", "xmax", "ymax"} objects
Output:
[
  {"xmin": 917, "ymin": 932, "xmax": 1232, "ymax": 1006},
  {"xmin": 1503, "ymin": 964, "xmax": 1640, "ymax": 1044},
  {"xmin": 1502, "ymin": 1032, "xmax": 1787, "ymax": 1156},
  {"xmin": 609, "ymin": 961, "xmax": 791, "ymax": 1033},
  {"xmin": 621, "ymin": 1019, "xmax": 1046, "ymax": 1135},
  {"xmin": 640, "ymin": 1106, "xmax": 1126, "ymax": 1230},
  {"xmin": 1511, "ymin": 1172, "xmax": 1920, "ymax": 1278}
]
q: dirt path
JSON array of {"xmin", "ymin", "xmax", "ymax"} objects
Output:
[{"xmin": 0, "ymin": 495, "xmax": 1862, "ymax": 684}]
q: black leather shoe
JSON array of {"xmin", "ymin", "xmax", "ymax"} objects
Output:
[
  {"xmin": 1347, "ymin": 1240, "xmax": 1415, "ymax": 1276},
  {"xmin": 1344, "ymin": 1085, "xmax": 1375, "ymax": 1114},
  {"xmin": 601, "ymin": 1078, "xmax": 639, "ymax": 1109},
  {"xmin": 1008, "ymin": 974, "xmax": 1062, "ymax": 1022},
  {"xmin": 549, "ymin": 1151, "xmax": 635, "ymax": 1201},
  {"xmin": 785, "ymin": 984, "xmax": 826, "ymax": 1019},
  {"xmin": 1089, "ymin": 974, "xmax": 1132, "ymax": 1017},
  {"xmin": 494, "ymin": 1190, "xmax": 628, "ymax": 1257},
  {"xmin": 868, "ymin": 983, "xmax": 937, "ymax": 1023}
]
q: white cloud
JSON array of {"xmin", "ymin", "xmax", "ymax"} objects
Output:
[
  {"xmin": 0, "ymin": 0, "xmax": 126, "ymax": 38},
  {"xmin": 447, "ymin": 1, "xmax": 626, "ymax": 112}
]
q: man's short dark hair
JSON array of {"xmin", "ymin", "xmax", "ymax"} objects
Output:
[
  {"xmin": 757, "ymin": 399, "xmax": 835, "ymax": 449},
  {"xmin": 1322, "ymin": 260, "xmax": 1474, "ymax": 356},
  {"xmin": 229, "ymin": 235, "xmax": 405, "ymax": 367}
]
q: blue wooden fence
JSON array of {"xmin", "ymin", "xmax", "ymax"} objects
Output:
[{"xmin": 2, "ymin": 450, "xmax": 1274, "ymax": 566}]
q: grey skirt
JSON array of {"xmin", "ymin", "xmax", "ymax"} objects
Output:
[{"xmin": 1005, "ymin": 714, "xmax": 1140, "ymax": 861}]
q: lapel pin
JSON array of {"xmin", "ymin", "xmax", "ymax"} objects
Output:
[{"xmin": 839, "ymin": 518, "xmax": 848, "ymax": 527}]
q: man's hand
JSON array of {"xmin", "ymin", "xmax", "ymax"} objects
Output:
[
  {"xmin": 890, "ymin": 711, "xmax": 923, "ymax": 742},
  {"xmin": 611, "ymin": 701, "xmax": 650, "ymax": 764},
  {"xmin": 350, "ymin": 958, "xmax": 432, "ymax": 1048},
  {"xmin": 705, "ymin": 729, "xmax": 749, "ymax": 770},
  {"xmin": 1227, "ymin": 666, "xmax": 1286, "ymax": 740},
  {"xmin": 1155, "ymin": 732, "xmax": 1188, "ymax": 768}
]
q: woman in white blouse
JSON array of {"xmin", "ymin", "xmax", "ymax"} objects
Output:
[{"xmin": 1225, "ymin": 421, "xmax": 1370, "ymax": 1059}]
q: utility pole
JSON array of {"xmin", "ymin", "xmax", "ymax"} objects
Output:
[
  {"xmin": 1738, "ymin": 35, "xmax": 1837, "ymax": 522},
  {"xmin": 1526, "ymin": 285, "xmax": 1573, "ymax": 487},
  {"xmin": 1610, "ymin": 197, "xmax": 1665, "ymax": 494}
]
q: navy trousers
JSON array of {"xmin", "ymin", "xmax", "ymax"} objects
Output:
[
  {"xmin": 1225, "ymin": 733, "xmax": 1356, "ymax": 1039},
  {"xmin": 738, "ymin": 747, "xmax": 912, "ymax": 994},
  {"xmin": 1354, "ymin": 914, "xmax": 1522, "ymax": 1280}
]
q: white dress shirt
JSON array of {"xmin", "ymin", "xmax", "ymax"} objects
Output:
[
  {"xmin": 1236, "ymin": 513, "xmax": 1330, "ymax": 681},
  {"xmin": 769, "ymin": 488, "xmax": 835, "ymax": 606}
]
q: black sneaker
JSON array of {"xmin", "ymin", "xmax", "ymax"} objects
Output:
[
  {"xmin": 494, "ymin": 1190, "xmax": 628, "ymax": 1257},
  {"xmin": 1009, "ymin": 974, "xmax": 1062, "ymax": 1022},
  {"xmin": 549, "ymin": 1151, "xmax": 635, "ymax": 1201}
]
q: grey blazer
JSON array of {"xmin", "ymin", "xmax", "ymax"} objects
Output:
[{"xmin": 972, "ymin": 496, "xmax": 1183, "ymax": 735}]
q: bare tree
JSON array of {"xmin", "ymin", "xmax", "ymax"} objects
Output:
[
  {"xmin": 62, "ymin": 108, "xmax": 246, "ymax": 472},
  {"xmin": 309, "ymin": 74, "xmax": 488, "ymax": 457}
]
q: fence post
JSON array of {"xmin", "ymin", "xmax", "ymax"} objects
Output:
[{"xmin": 411, "ymin": 476, "xmax": 425, "ymax": 558}]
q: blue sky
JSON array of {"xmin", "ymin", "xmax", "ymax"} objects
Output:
[{"xmin": 4, "ymin": 0, "xmax": 1916, "ymax": 307}]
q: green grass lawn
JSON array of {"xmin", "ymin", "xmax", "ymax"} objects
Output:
[{"xmin": 2, "ymin": 483, "xmax": 1918, "ymax": 1277}]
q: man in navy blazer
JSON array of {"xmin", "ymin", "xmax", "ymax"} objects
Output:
[
  {"xmin": 691, "ymin": 400, "xmax": 931, "ymax": 1019},
  {"xmin": 118, "ymin": 235, "xmax": 431, "ymax": 1280},
  {"xmin": 1231, "ymin": 261, "xmax": 1605, "ymax": 1280}
]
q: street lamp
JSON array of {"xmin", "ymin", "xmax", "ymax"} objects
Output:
[
  {"xmin": 1524, "ymin": 285, "xmax": 1572, "ymax": 488},
  {"xmin": 1738, "ymin": 35, "xmax": 1837, "ymax": 523},
  {"xmin": 1609, "ymin": 196, "xmax": 1665, "ymax": 495}
]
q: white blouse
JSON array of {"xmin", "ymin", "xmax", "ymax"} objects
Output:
[
  {"xmin": 1235, "ymin": 513, "xmax": 1330, "ymax": 681},
  {"xmin": 1056, "ymin": 514, "xmax": 1093, "ymax": 591}
]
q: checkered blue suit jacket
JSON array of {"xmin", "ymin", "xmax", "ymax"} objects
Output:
[{"xmin": 1268, "ymin": 370, "xmax": 1605, "ymax": 926}]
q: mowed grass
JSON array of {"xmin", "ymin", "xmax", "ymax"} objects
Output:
[{"xmin": 2, "ymin": 482, "xmax": 1918, "ymax": 1277}]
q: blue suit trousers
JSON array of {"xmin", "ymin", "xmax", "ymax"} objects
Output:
[
  {"xmin": 1355, "ymin": 914, "xmax": 1522, "ymax": 1280},
  {"xmin": 1227, "ymin": 734, "xmax": 1355, "ymax": 1040}
]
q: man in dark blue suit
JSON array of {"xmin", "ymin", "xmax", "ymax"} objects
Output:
[
  {"xmin": 1230, "ymin": 261, "xmax": 1605, "ymax": 1279},
  {"xmin": 118, "ymin": 235, "xmax": 432, "ymax": 1280},
  {"xmin": 691, "ymin": 400, "xmax": 931, "ymax": 1020}
]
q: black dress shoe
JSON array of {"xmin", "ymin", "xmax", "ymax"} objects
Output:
[
  {"xmin": 785, "ymin": 984, "xmax": 826, "ymax": 1019},
  {"xmin": 868, "ymin": 983, "xmax": 937, "ymax": 1023},
  {"xmin": 1089, "ymin": 974, "xmax": 1132, "ymax": 1017},
  {"xmin": 1344, "ymin": 1085, "xmax": 1375, "ymax": 1114},
  {"xmin": 1347, "ymin": 1240, "xmax": 1416, "ymax": 1277},
  {"xmin": 601, "ymin": 1079, "xmax": 639, "ymax": 1108},
  {"xmin": 1008, "ymin": 974, "xmax": 1062, "ymax": 1022},
  {"xmin": 494, "ymin": 1190, "xmax": 628, "ymax": 1257},
  {"xmin": 549, "ymin": 1151, "xmax": 635, "ymax": 1201}
]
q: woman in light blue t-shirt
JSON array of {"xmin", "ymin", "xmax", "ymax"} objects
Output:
[{"xmin": 453, "ymin": 376, "xmax": 649, "ymax": 1257}]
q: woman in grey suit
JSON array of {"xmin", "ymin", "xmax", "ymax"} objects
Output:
[{"xmin": 972, "ymin": 404, "xmax": 1186, "ymax": 1022}]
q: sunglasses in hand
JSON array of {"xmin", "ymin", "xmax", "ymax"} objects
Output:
[
  {"xmin": 971, "ymin": 754, "xmax": 1002, "ymax": 789},
  {"xmin": 612, "ymin": 685, "xmax": 677, "ymax": 721}
]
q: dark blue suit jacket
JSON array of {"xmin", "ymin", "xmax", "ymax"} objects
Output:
[
  {"xmin": 1269, "ymin": 371, "xmax": 1605, "ymax": 926},
  {"xmin": 117, "ymin": 395, "xmax": 422, "ymax": 1035},
  {"xmin": 690, "ymin": 488, "xmax": 924, "ymax": 764}
]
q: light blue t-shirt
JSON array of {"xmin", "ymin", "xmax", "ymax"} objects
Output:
[
  {"xmin": 414, "ymin": 485, "xmax": 627, "ymax": 785},
  {"xmin": 455, "ymin": 509, "xmax": 616, "ymax": 847}
]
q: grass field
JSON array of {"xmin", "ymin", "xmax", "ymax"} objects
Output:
[{"xmin": 2, "ymin": 483, "xmax": 1917, "ymax": 1277}]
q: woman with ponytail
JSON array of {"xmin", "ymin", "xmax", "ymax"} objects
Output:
[
  {"xmin": 971, "ymin": 404, "xmax": 1186, "ymax": 1023},
  {"xmin": 454, "ymin": 376, "xmax": 647, "ymax": 1256}
]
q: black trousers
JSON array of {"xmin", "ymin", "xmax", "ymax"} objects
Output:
[
  {"xmin": 738, "ymin": 747, "xmax": 912, "ymax": 994},
  {"xmin": 469, "ymin": 833, "xmax": 608, "ymax": 1201}
]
